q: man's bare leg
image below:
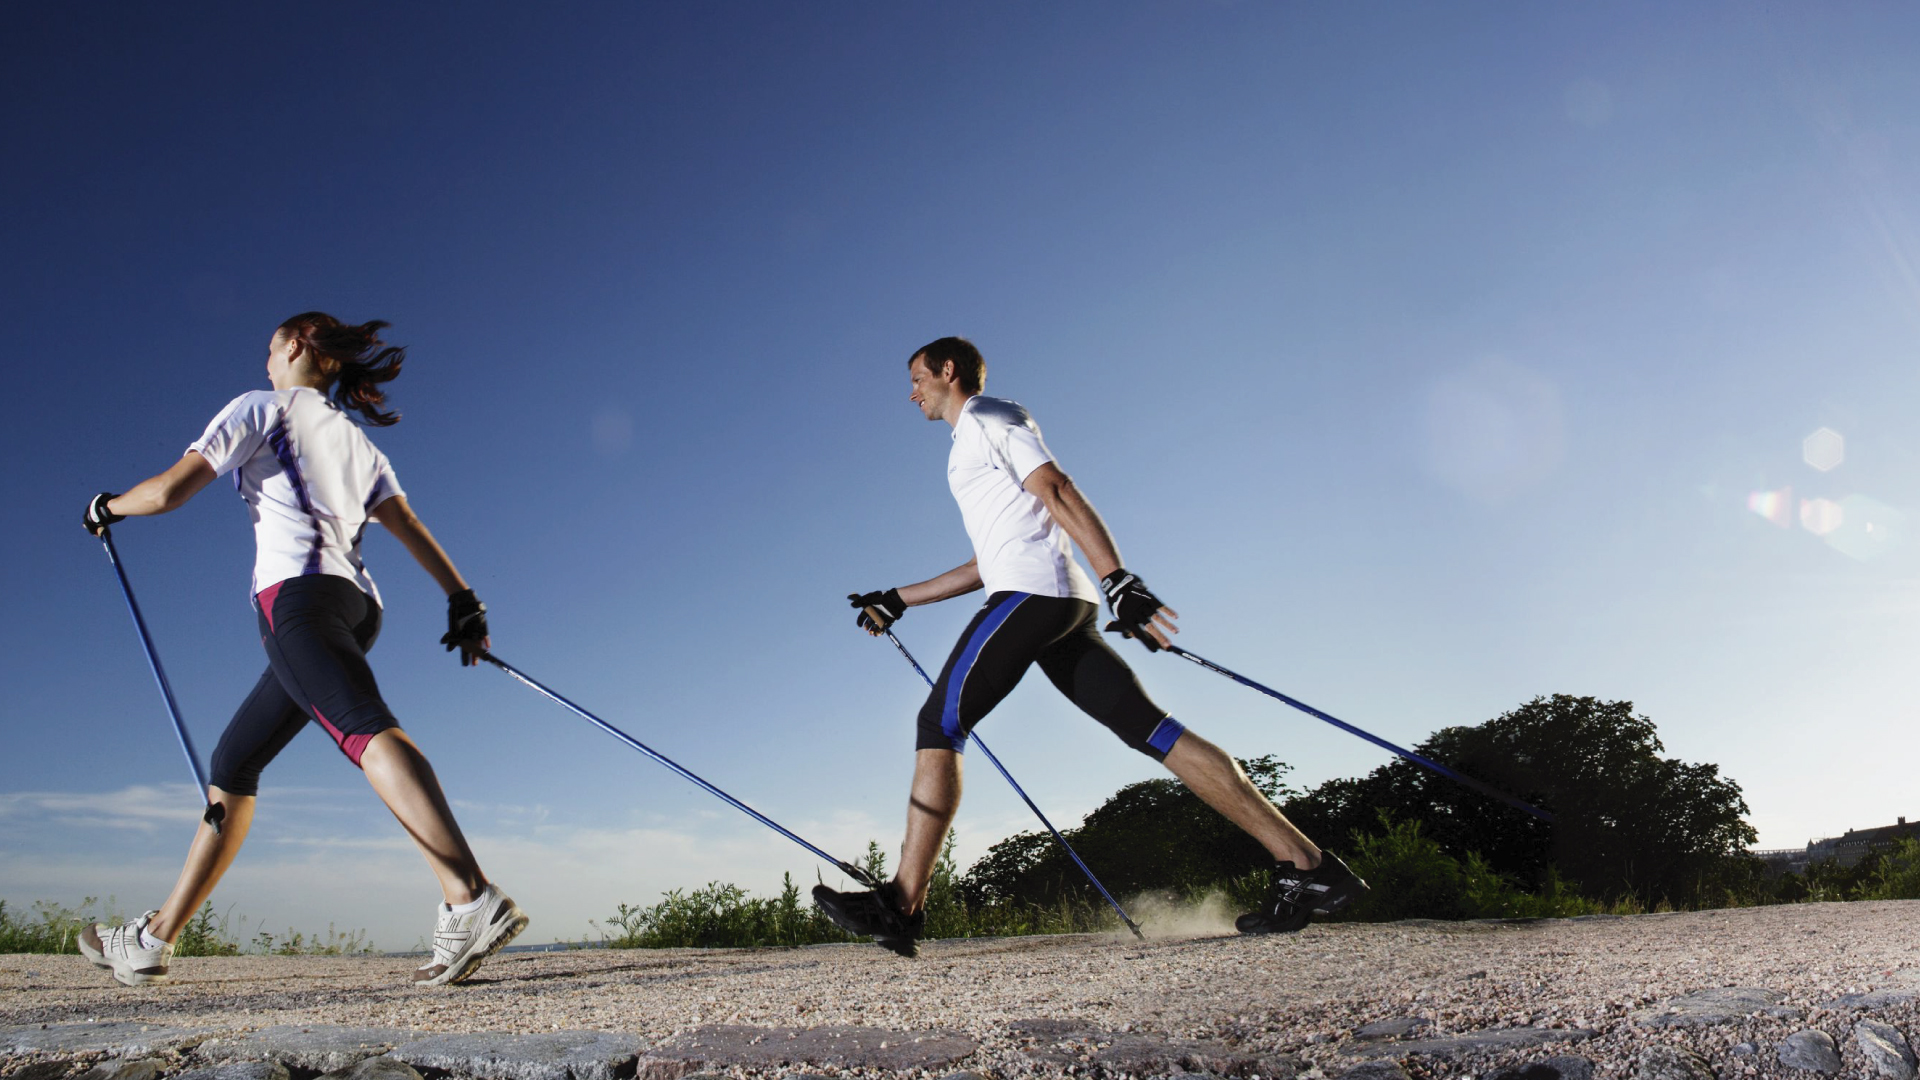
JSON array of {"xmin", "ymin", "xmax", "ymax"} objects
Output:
[
  {"xmin": 146, "ymin": 787, "xmax": 256, "ymax": 943},
  {"xmin": 359, "ymin": 728, "xmax": 487, "ymax": 905},
  {"xmin": 893, "ymin": 748, "xmax": 963, "ymax": 913},
  {"xmin": 1163, "ymin": 731, "xmax": 1320, "ymax": 867}
]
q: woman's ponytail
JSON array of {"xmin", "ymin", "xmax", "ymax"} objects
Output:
[{"xmin": 277, "ymin": 311, "xmax": 406, "ymax": 426}]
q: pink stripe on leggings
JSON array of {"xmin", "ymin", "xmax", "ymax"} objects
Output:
[{"xmin": 311, "ymin": 705, "xmax": 374, "ymax": 767}]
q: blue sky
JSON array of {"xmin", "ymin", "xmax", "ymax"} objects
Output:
[{"xmin": 5, "ymin": 3, "xmax": 1920, "ymax": 948}]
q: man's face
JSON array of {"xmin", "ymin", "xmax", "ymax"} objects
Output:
[{"xmin": 908, "ymin": 355, "xmax": 960, "ymax": 422}]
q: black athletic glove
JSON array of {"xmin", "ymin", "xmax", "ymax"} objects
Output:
[
  {"xmin": 849, "ymin": 589, "xmax": 906, "ymax": 635},
  {"xmin": 440, "ymin": 588, "xmax": 488, "ymax": 666},
  {"xmin": 84, "ymin": 492, "xmax": 124, "ymax": 537},
  {"xmin": 1104, "ymin": 619, "xmax": 1162, "ymax": 653},
  {"xmin": 1102, "ymin": 568, "xmax": 1167, "ymax": 651}
]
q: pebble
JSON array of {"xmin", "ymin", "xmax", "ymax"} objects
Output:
[{"xmin": 1778, "ymin": 1029, "xmax": 1843, "ymax": 1074}]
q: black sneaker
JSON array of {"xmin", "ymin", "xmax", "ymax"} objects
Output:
[
  {"xmin": 1235, "ymin": 850, "xmax": 1369, "ymax": 934},
  {"xmin": 812, "ymin": 881, "xmax": 925, "ymax": 957}
]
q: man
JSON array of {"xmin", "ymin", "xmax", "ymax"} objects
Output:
[{"xmin": 816, "ymin": 336, "xmax": 1366, "ymax": 956}]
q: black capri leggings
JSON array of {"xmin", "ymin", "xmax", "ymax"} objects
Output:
[
  {"xmin": 915, "ymin": 591, "xmax": 1186, "ymax": 760},
  {"xmin": 208, "ymin": 574, "xmax": 401, "ymax": 796}
]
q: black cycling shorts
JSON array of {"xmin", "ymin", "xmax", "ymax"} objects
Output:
[
  {"xmin": 915, "ymin": 591, "xmax": 1185, "ymax": 760},
  {"xmin": 208, "ymin": 574, "xmax": 401, "ymax": 796}
]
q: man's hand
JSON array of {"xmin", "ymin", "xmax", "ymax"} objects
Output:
[
  {"xmin": 1101, "ymin": 569, "xmax": 1178, "ymax": 651},
  {"xmin": 83, "ymin": 493, "xmax": 124, "ymax": 537},
  {"xmin": 440, "ymin": 589, "xmax": 490, "ymax": 667},
  {"xmin": 849, "ymin": 589, "xmax": 906, "ymax": 636}
]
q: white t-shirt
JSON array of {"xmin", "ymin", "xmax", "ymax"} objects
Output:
[
  {"xmin": 948, "ymin": 395, "xmax": 1100, "ymax": 603},
  {"xmin": 188, "ymin": 387, "xmax": 405, "ymax": 604}
]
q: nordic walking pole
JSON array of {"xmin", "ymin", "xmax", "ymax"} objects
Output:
[
  {"xmin": 1108, "ymin": 624, "xmax": 1554, "ymax": 823},
  {"xmin": 476, "ymin": 650, "xmax": 885, "ymax": 889},
  {"xmin": 874, "ymin": 628, "xmax": 1147, "ymax": 940},
  {"xmin": 98, "ymin": 529, "xmax": 225, "ymax": 832}
]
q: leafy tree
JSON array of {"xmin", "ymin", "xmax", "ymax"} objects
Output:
[
  {"xmin": 960, "ymin": 755, "xmax": 1296, "ymax": 907},
  {"xmin": 1285, "ymin": 694, "xmax": 1755, "ymax": 907}
]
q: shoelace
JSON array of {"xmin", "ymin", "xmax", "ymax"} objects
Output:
[{"xmin": 431, "ymin": 911, "xmax": 474, "ymax": 965}]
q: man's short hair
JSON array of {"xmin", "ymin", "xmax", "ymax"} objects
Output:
[{"xmin": 910, "ymin": 336, "xmax": 986, "ymax": 393}]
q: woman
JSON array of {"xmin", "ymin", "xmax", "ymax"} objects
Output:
[{"xmin": 78, "ymin": 312, "xmax": 527, "ymax": 987}]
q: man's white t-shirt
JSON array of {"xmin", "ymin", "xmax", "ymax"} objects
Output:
[
  {"xmin": 948, "ymin": 394, "xmax": 1100, "ymax": 603},
  {"xmin": 188, "ymin": 387, "xmax": 404, "ymax": 603}
]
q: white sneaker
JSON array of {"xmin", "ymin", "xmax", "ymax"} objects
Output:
[
  {"xmin": 76, "ymin": 911, "xmax": 173, "ymax": 986},
  {"xmin": 410, "ymin": 884, "xmax": 528, "ymax": 987}
]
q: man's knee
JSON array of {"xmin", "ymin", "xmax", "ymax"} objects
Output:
[{"xmin": 1112, "ymin": 714, "xmax": 1186, "ymax": 761}]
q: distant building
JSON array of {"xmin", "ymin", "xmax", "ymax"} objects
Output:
[{"xmin": 1754, "ymin": 817, "xmax": 1920, "ymax": 874}]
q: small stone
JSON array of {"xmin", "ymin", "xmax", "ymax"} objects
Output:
[
  {"xmin": 1353, "ymin": 1018, "xmax": 1432, "ymax": 1041},
  {"xmin": 170, "ymin": 1063, "xmax": 293, "ymax": 1080},
  {"xmin": 1630, "ymin": 987, "xmax": 1794, "ymax": 1029},
  {"xmin": 1826, "ymin": 991, "xmax": 1920, "ymax": 1010},
  {"xmin": 0, "ymin": 1022, "xmax": 210, "ymax": 1058},
  {"xmin": 391, "ymin": 1032, "xmax": 638, "ymax": 1080},
  {"xmin": 1730, "ymin": 1043, "xmax": 1759, "ymax": 1058},
  {"xmin": 317, "ymin": 1058, "xmax": 425, "ymax": 1080},
  {"xmin": 1778, "ymin": 1030, "xmax": 1843, "ymax": 1074},
  {"xmin": 635, "ymin": 1026, "xmax": 977, "ymax": 1079},
  {"xmin": 1855, "ymin": 1020, "xmax": 1918, "ymax": 1080},
  {"xmin": 1343, "ymin": 1027, "xmax": 1594, "ymax": 1059},
  {"xmin": 9, "ymin": 1063, "xmax": 77, "ymax": 1080},
  {"xmin": 197, "ymin": 1027, "xmax": 420, "ymax": 1074},
  {"xmin": 1337, "ymin": 1063, "xmax": 1412, "ymax": 1080},
  {"xmin": 1491, "ymin": 1056, "xmax": 1595, "ymax": 1080},
  {"xmin": 1633, "ymin": 1047, "xmax": 1713, "ymax": 1080},
  {"xmin": 76, "ymin": 1060, "xmax": 164, "ymax": 1080}
]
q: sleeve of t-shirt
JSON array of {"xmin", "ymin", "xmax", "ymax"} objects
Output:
[
  {"xmin": 990, "ymin": 408, "xmax": 1058, "ymax": 484},
  {"xmin": 186, "ymin": 392, "xmax": 275, "ymax": 477},
  {"xmin": 367, "ymin": 450, "xmax": 406, "ymax": 511}
]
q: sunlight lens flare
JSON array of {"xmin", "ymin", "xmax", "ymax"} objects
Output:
[
  {"xmin": 1803, "ymin": 427, "xmax": 1844, "ymax": 472},
  {"xmin": 1800, "ymin": 497, "xmax": 1843, "ymax": 536},
  {"xmin": 1824, "ymin": 494, "xmax": 1906, "ymax": 560},
  {"xmin": 1747, "ymin": 487, "xmax": 1793, "ymax": 527}
]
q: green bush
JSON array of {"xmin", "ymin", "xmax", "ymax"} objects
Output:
[{"xmin": 1335, "ymin": 816, "xmax": 1605, "ymax": 922}]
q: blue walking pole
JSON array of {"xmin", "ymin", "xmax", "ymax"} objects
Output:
[
  {"xmin": 1109, "ymin": 625, "xmax": 1554, "ymax": 823},
  {"xmin": 477, "ymin": 650, "xmax": 884, "ymax": 889},
  {"xmin": 875, "ymin": 629, "xmax": 1146, "ymax": 940},
  {"xmin": 98, "ymin": 529, "xmax": 225, "ymax": 832}
]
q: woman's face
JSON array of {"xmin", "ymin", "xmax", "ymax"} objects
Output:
[{"xmin": 265, "ymin": 329, "xmax": 301, "ymax": 389}]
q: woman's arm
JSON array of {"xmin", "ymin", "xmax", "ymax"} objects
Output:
[
  {"xmin": 108, "ymin": 453, "xmax": 218, "ymax": 517},
  {"xmin": 369, "ymin": 495, "xmax": 471, "ymax": 596}
]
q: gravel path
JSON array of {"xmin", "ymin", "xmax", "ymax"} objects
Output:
[{"xmin": 6, "ymin": 901, "xmax": 1920, "ymax": 1078}]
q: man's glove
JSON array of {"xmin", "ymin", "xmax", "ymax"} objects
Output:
[
  {"xmin": 1102, "ymin": 568, "xmax": 1166, "ymax": 635},
  {"xmin": 1104, "ymin": 619, "xmax": 1162, "ymax": 653},
  {"xmin": 849, "ymin": 589, "xmax": 906, "ymax": 635},
  {"xmin": 84, "ymin": 493, "xmax": 124, "ymax": 537},
  {"xmin": 440, "ymin": 588, "xmax": 488, "ymax": 666}
]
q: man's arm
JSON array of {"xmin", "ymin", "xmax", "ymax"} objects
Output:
[
  {"xmin": 1021, "ymin": 462, "xmax": 1121, "ymax": 580},
  {"xmin": 1023, "ymin": 461, "xmax": 1178, "ymax": 647},
  {"xmin": 898, "ymin": 558, "xmax": 984, "ymax": 606},
  {"xmin": 108, "ymin": 453, "xmax": 218, "ymax": 517}
]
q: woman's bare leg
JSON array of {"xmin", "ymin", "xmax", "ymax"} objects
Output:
[
  {"xmin": 358, "ymin": 728, "xmax": 486, "ymax": 904},
  {"xmin": 147, "ymin": 787, "xmax": 255, "ymax": 943}
]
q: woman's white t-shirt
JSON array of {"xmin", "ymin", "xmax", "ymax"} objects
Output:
[{"xmin": 188, "ymin": 387, "xmax": 404, "ymax": 604}]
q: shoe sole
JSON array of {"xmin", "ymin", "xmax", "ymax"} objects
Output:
[
  {"xmin": 418, "ymin": 903, "xmax": 528, "ymax": 987},
  {"xmin": 1312, "ymin": 875, "xmax": 1370, "ymax": 916},
  {"xmin": 811, "ymin": 888, "xmax": 920, "ymax": 958}
]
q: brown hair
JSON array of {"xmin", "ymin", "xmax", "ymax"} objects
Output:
[
  {"xmin": 277, "ymin": 312, "xmax": 406, "ymax": 426},
  {"xmin": 910, "ymin": 336, "xmax": 985, "ymax": 394}
]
